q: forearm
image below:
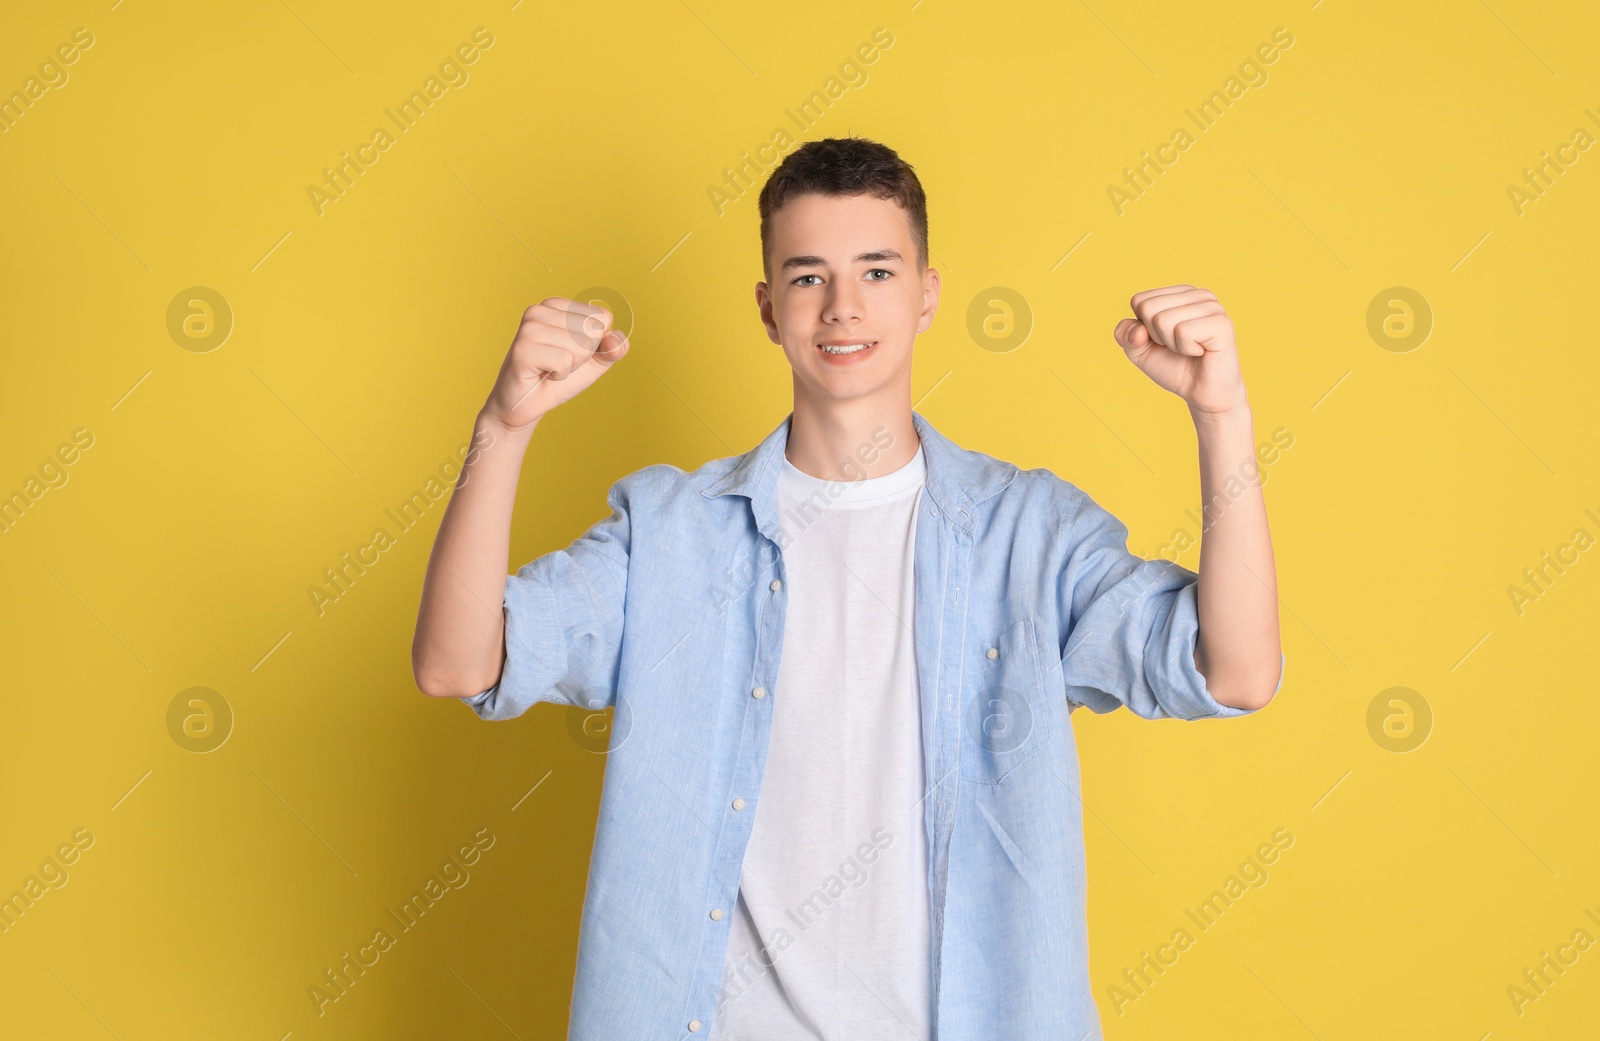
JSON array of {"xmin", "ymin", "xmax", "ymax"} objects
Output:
[
  {"xmin": 1189, "ymin": 401, "xmax": 1282, "ymax": 708},
  {"xmin": 410, "ymin": 410, "xmax": 537, "ymax": 697}
]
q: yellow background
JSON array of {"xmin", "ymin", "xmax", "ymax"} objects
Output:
[{"xmin": 3, "ymin": 0, "xmax": 1597, "ymax": 1037}]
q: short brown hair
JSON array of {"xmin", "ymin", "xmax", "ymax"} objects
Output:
[{"xmin": 757, "ymin": 136, "xmax": 929, "ymax": 279}]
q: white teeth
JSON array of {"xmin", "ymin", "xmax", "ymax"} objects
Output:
[{"xmin": 819, "ymin": 342, "xmax": 872, "ymax": 354}]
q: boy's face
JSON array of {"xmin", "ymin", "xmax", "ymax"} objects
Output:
[{"xmin": 756, "ymin": 192, "xmax": 940, "ymax": 409}]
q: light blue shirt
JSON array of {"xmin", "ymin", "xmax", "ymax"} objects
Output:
[{"xmin": 465, "ymin": 409, "xmax": 1284, "ymax": 1040}]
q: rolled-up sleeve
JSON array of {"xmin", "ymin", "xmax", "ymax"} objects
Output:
[
  {"xmin": 1056, "ymin": 490, "xmax": 1281, "ymax": 720},
  {"xmin": 463, "ymin": 478, "xmax": 632, "ymax": 722}
]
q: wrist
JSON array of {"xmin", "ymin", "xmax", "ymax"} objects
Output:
[
  {"xmin": 475, "ymin": 408, "xmax": 539, "ymax": 450},
  {"xmin": 1188, "ymin": 396, "xmax": 1253, "ymax": 429}
]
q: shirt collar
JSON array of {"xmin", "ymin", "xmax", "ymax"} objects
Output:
[{"xmin": 701, "ymin": 409, "xmax": 1017, "ymax": 539}]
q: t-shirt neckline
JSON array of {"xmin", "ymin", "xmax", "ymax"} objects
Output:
[{"xmin": 779, "ymin": 442, "xmax": 926, "ymax": 507}]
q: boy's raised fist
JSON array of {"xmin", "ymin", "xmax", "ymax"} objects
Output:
[{"xmin": 482, "ymin": 297, "xmax": 629, "ymax": 433}]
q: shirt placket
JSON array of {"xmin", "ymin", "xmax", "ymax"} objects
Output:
[
  {"xmin": 684, "ymin": 537, "xmax": 787, "ymax": 1037},
  {"xmin": 919, "ymin": 498, "xmax": 973, "ymax": 1031}
]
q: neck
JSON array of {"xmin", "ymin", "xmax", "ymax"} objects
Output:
[{"xmin": 784, "ymin": 389, "xmax": 918, "ymax": 482}]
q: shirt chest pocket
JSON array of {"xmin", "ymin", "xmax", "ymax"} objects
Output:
[{"xmin": 959, "ymin": 616, "xmax": 1052, "ymax": 784}]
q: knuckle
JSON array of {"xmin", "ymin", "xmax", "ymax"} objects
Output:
[
  {"xmin": 511, "ymin": 327, "xmax": 541, "ymax": 351},
  {"xmin": 576, "ymin": 307, "xmax": 610, "ymax": 337}
]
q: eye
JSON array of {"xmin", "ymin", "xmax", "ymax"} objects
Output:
[
  {"xmin": 865, "ymin": 269, "xmax": 893, "ymax": 281},
  {"xmin": 792, "ymin": 273, "xmax": 822, "ymax": 287}
]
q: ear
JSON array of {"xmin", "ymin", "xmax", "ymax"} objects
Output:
[
  {"xmin": 916, "ymin": 267, "xmax": 941, "ymax": 334},
  {"xmin": 755, "ymin": 281, "xmax": 782, "ymax": 346}
]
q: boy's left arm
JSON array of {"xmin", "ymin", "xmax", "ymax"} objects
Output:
[{"xmin": 1113, "ymin": 284, "xmax": 1283, "ymax": 710}]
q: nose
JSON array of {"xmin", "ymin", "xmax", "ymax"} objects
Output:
[{"xmin": 822, "ymin": 276, "xmax": 865, "ymax": 327}]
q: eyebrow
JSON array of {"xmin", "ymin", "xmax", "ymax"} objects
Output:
[{"xmin": 780, "ymin": 248, "xmax": 904, "ymax": 272}]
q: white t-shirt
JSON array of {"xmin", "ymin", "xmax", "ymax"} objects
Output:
[{"xmin": 711, "ymin": 441, "xmax": 932, "ymax": 1041}]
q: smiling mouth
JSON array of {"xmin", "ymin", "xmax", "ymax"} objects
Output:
[{"xmin": 816, "ymin": 341, "xmax": 876, "ymax": 355}]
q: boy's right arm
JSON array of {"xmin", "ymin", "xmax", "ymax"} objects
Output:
[{"xmin": 411, "ymin": 297, "xmax": 630, "ymax": 699}]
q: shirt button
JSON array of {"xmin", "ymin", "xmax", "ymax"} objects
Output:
[
  {"xmin": 732, "ymin": 797, "xmax": 746, "ymax": 810},
  {"xmin": 987, "ymin": 647, "xmax": 999, "ymax": 660},
  {"xmin": 752, "ymin": 687, "xmax": 766, "ymax": 699},
  {"xmin": 770, "ymin": 579, "xmax": 782, "ymax": 591},
  {"xmin": 710, "ymin": 908, "xmax": 723, "ymax": 920},
  {"xmin": 689, "ymin": 1020, "xmax": 702, "ymax": 1032}
]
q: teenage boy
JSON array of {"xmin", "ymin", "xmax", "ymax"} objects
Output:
[{"xmin": 411, "ymin": 136, "xmax": 1284, "ymax": 1041}]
